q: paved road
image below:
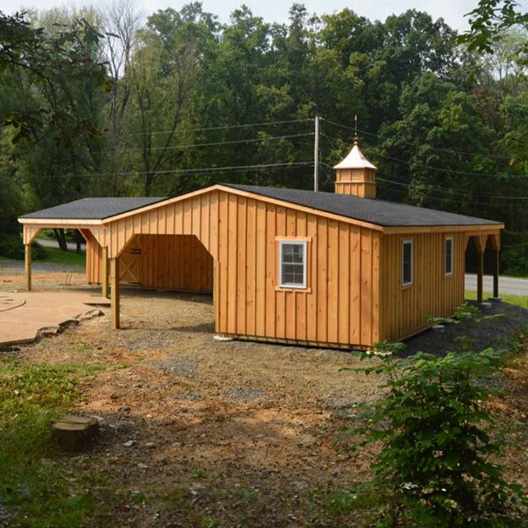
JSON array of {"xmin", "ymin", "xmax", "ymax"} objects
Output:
[
  {"xmin": 0, "ymin": 258, "xmax": 82, "ymax": 273},
  {"xmin": 36, "ymin": 238, "xmax": 82, "ymax": 251},
  {"xmin": 465, "ymin": 274, "xmax": 528, "ymax": 296}
]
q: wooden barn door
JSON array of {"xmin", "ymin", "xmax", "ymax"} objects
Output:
[{"xmin": 119, "ymin": 237, "xmax": 144, "ymax": 285}]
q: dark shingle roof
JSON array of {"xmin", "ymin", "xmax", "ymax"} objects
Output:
[
  {"xmin": 223, "ymin": 184, "xmax": 502, "ymax": 227},
  {"xmin": 20, "ymin": 185, "xmax": 503, "ymax": 228},
  {"xmin": 20, "ymin": 197, "xmax": 166, "ymax": 221}
]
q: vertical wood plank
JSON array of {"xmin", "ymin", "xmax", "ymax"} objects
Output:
[
  {"xmin": 306, "ymin": 215, "xmax": 318, "ymax": 343},
  {"xmin": 276, "ymin": 207, "xmax": 286, "ymax": 339},
  {"xmin": 246, "ymin": 199, "xmax": 257, "ymax": 336},
  {"xmin": 237, "ymin": 197, "xmax": 247, "ymax": 335},
  {"xmin": 25, "ymin": 244, "xmax": 32, "ymax": 291},
  {"xmin": 317, "ymin": 219, "xmax": 328, "ymax": 343},
  {"xmin": 111, "ymin": 257, "xmax": 120, "ymax": 330},
  {"xmin": 255, "ymin": 202, "xmax": 266, "ymax": 336},
  {"xmin": 265, "ymin": 205, "xmax": 276, "ymax": 338},
  {"xmin": 101, "ymin": 246, "xmax": 109, "ymax": 298},
  {"xmin": 327, "ymin": 220, "xmax": 339, "ymax": 344},
  {"xmin": 227, "ymin": 194, "xmax": 238, "ymax": 334}
]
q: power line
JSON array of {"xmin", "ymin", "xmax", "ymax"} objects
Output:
[
  {"xmin": 119, "ymin": 118, "xmax": 313, "ymax": 137},
  {"xmin": 322, "ymin": 116, "xmax": 514, "ymax": 164},
  {"xmin": 92, "ymin": 160, "xmax": 314, "ymax": 178},
  {"xmin": 321, "ymin": 132, "xmax": 528, "ymax": 200},
  {"xmin": 117, "ymin": 132, "xmax": 313, "ymax": 152}
]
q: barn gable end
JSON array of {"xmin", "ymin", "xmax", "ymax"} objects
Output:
[{"xmin": 92, "ymin": 188, "xmax": 381, "ymax": 347}]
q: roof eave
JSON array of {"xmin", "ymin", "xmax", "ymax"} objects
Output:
[
  {"xmin": 383, "ymin": 223, "xmax": 504, "ymax": 234},
  {"xmin": 18, "ymin": 217, "xmax": 104, "ymax": 225},
  {"xmin": 333, "ymin": 161, "xmax": 377, "ymax": 170}
]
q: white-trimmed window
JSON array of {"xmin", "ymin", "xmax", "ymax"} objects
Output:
[
  {"xmin": 279, "ymin": 240, "xmax": 307, "ymax": 289},
  {"xmin": 402, "ymin": 239, "xmax": 413, "ymax": 286},
  {"xmin": 445, "ymin": 237, "xmax": 454, "ymax": 276}
]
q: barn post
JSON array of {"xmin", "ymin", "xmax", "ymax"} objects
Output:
[
  {"xmin": 476, "ymin": 235, "xmax": 486, "ymax": 304},
  {"xmin": 491, "ymin": 232, "xmax": 500, "ymax": 299},
  {"xmin": 110, "ymin": 257, "xmax": 120, "ymax": 329},
  {"xmin": 101, "ymin": 246, "xmax": 109, "ymax": 299},
  {"xmin": 493, "ymin": 249, "xmax": 500, "ymax": 299},
  {"xmin": 25, "ymin": 243, "xmax": 32, "ymax": 291}
]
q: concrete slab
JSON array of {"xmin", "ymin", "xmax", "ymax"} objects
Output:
[{"xmin": 0, "ymin": 291, "xmax": 107, "ymax": 347}]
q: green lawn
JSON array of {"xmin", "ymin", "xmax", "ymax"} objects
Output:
[
  {"xmin": 0, "ymin": 360, "xmax": 107, "ymax": 528},
  {"xmin": 465, "ymin": 291, "xmax": 528, "ymax": 309},
  {"xmin": 41, "ymin": 246, "xmax": 85, "ymax": 268}
]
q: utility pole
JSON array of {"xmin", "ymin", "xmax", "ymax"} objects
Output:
[{"xmin": 314, "ymin": 115, "xmax": 320, "ymax": 192}]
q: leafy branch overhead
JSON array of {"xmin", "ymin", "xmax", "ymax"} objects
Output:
[
  {"xmin": 0, "ymin": 11, "xmax": 108, "ymax": 142},
  {"xmin": 461, "ymin": 0, "xmax": 528, "ymax": 52}
]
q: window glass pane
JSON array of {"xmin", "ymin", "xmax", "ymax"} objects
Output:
[
  {"xmin": 445, "ymin": 239, "xmax": 453, "ymax": 274},
  {"xmin": 280, "ymin": 243, "xmax": 305, "ymax": 286},
  {"xmin": 402, "ymin": 242, "xmax": 412, "ymax": 284},
  {"xmin": 282, "ymin": 244, "xmax": 303, "ymax": 263}
]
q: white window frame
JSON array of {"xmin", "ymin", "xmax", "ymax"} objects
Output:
[
  {"xmin": 278, "ymin": 239, "xmax": 308, "ymax": 289},
  {"xmin": 445, "ymin": 236, "xmax": 454, "ymax": 276},
  {"xmin": 401, "ymin": 239, "xmax": 414, "ymax": 287}
]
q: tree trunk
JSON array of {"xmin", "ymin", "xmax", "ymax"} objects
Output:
[
  {"xmin": 53, "ymin": 229, "xmax": 68, "ymax": 251},
  {"xmin": 74, "ymin": 230, "xmax": 82, "ymax": 253}
]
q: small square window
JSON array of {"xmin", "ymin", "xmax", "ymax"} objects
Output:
[
  {"xmin": 279, "ymin": 240, "xmax": 307, "ymax": 289},
  {"xmin": 402, "ymin": 239, "xmax": 413, "ymax": 286},
  {"xmin": 445, "ymin": 237, "xmax": 454, "ymax": 275}
]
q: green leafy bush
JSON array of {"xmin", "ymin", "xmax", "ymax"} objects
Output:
[
  {"xmin": 0, "ymin": 234, "xmax": 47, "ymax": 260},
  {"xmin": 453, "ymin": 302, "xmax": 481, "ymax": 321},
  {"xmin": 359, "ymin": 349, "xmax": 527, "ymax": 527},
  {"xmin": 371, "ymin": 340, "xmax": 408, "ymax": 356},
  {"xmin": 427, "ymin": 302, "xmax": 481, "ymax": 326}
]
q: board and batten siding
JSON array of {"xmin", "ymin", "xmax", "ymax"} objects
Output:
[
  {"xmin": 86, "ymin": 233, "xmax": 212, "ymax": 293},
  {"xmin": 85, "ymin": 233, "xmax": 103, "ymax": 284},
  {"xmin": 134, "ymin": 234, "xmax": 212, "ymax": 292},
  {"xmin": 379, "ymin": 232, "xmax": 466, "ymax": 342},
  {"xmin": 98, "ymin": 189, "xmax": 381, "ymax": 347}
]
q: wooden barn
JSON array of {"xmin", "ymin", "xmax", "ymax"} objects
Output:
[{"xmin": 19, "ymin": 140, "xmax": 503, "ymax": 349}]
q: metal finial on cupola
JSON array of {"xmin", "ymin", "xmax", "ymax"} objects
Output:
[{"xmin": 333, "ymin": 116, "xmax": 377, "ymax": 198}]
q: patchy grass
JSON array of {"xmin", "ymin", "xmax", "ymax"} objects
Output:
[
  {"xmin": 466, "ymin": 291, "xmax": 528, "ymax": 309},
  {"xmin": 0, "ymin": 359, "xmax": 107, "ymax": 528}
]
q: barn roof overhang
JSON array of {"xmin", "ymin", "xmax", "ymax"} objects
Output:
[{"xmin": 18, "ymin": 184, "xmax": 504, "ymax": 235}]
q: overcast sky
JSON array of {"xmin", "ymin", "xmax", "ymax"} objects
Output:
[{"xmin": 3, "ymin": 0, "xmax": 477, "ymax": 31}]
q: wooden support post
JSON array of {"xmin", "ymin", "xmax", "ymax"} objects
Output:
[
  {"xmin": 477, "ymin": 247, "xmax": 484, "ymax": 304},
  {"xmin": 493, "ymin": 249, "xmax": 500, "ymax": 299},
  {"xmin": 25, "ymin": 244, "xmax": 32, "ymax": 291},
  {"xmin": 110, "ymin": 258, "xmax": 120, "ymax": 330},
  {"xmin": 101, "ymin": 247, "xmax": 109, "ymax": 299}
]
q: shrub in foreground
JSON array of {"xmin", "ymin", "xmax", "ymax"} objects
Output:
[
  {"xmin": 0, "ymin": 234, "xmax": 46, "ymax": 260},
  {"xmin": 360, "ymin": 349, "xmax": 527, "ymax": 527}
]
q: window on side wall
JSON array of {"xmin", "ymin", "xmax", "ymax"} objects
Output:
[
  {"xmin": 279, "ymin": 240, "xmax": 307, "ymax": 289},
  {"xmin": 402, "ymin": 239, "xmax": 413, "ymax": 287},
  {"xmin": 445, "ymin": 236, "xmax": 454, "ymax": 276}
]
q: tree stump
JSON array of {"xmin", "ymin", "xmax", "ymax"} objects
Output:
[{"xmin": 51, "ymin": 415, "xmax": 99, "ymax": 451}]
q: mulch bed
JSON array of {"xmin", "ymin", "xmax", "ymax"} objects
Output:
[{"xmin": 405, "ymin": 299, "xmax": 528, "ymax": 357}]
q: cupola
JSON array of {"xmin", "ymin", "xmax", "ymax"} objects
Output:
[{"xmin": 333, "ymin": 138, "xmax": 377, "ymax": 198}]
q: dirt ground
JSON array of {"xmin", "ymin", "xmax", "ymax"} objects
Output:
[
  {"xmin": 3, "ymin": 271, "xmax": 528, "ymax": 527},
  {"xmin": 0, "ymin": 271, "xmax": 383, "ymax": 527}
]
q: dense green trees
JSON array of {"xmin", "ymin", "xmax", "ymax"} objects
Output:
[{"xmin": 1, "ymin": 3, "xmax": 528, "ymax": 271}]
